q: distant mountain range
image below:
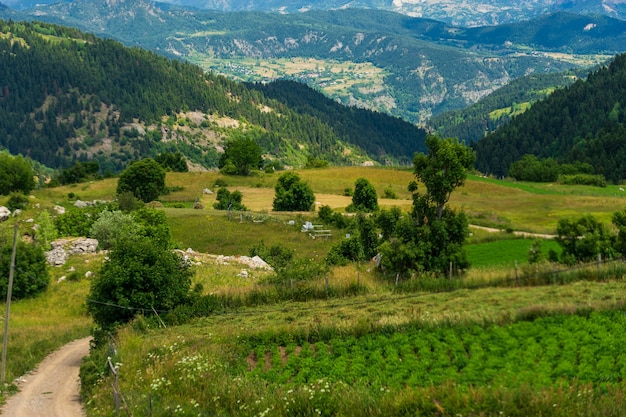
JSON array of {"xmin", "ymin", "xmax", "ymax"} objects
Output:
[
  {"xmin": 2, "ymin": 0, "xmax": 621, "ymax": 124},
  {"xmin": 3, "ymin": 0, "xmax": 626, "ymax": 26}
]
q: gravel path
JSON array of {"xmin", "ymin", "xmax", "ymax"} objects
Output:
[{"xmin": 0, "ymin": 337, "xmax": 91, "ymax": 417}]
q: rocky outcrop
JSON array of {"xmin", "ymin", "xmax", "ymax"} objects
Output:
[{"xmin": 45, "ymin": 238, "xmax": 99, "ymax": 266}]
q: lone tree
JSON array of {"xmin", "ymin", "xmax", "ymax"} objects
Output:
[
  {"xmin": 379, "ymin": 135, "xmax": 475, "ymax": 277},
  {"xmin": 351, "ymin": 178, "xmax": 378, "ymax": 212},
  {"xmin": 117, "ymin": 158, "xmax": 166, "ymax": 203},
  {"xmin": 219, "ymin": 137, "xmax": 263, "ymax": 176},
  {"xmin": 273, "ymin": 172, "xmax": 315, "ymax": 211},
  {"xmin": 413, "ymin": 134, "xmax": 476, "ymax": 220},
  {"xmin": 0, "ymin": 152, "xmax": 35, "ymax": 196},
  {"xmin": 88, "ymin": 236, "xmax": 192, "ymax": 328}
]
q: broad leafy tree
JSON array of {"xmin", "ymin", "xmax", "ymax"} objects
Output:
[
  {"xmin": 555, "ymin": 214, "xmax": 616, "ymax": 264},
  {"xmin": 0, "ymin": 153, "xmax": 35, "ymax": 196},
  {"xmin": 88, "ymin": 236, "xmax": 192, "ymax": 328},
  {"xmin": 117, "ymin": 158, "xmax": 165, "ymax": 203},
  {"xmin": 379, "ymin": 135, "xmax": 475, "ymax": 277},
  {"xmin": 413, "ymin": 135, "xmax": 476, "ymax": 220},
  {"xmin": 613, "ymin": 209, "xmax": 626, "ymax": 257},
  {"xmin": 272, "ymin": 172, "xmax": 315, "ymax": 211},
  {"xmin": 351, "ymin": 178, "xmax": 378, "ymax": 212},
  {"xmin": 218, "ymin": 137, "xmax": 263, "ymax": 176}
]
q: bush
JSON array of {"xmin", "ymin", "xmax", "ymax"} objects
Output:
[
  {"xmin": 558, "ymin": 174, "xmax": 607, "ymax": 187},
  {"xmin": 383, "ymin": 187, "xmax": 398, "ymax": 199},
  {"xmin": 326, "ymin": 237, "xmax": 365, "ymax": 266},
  {"xmin": 0, "ymin": 153, "xmax": 35, "ymax": 195},
  {"xmin": 6, "ymin": 192, "xmax": 29, "ymax": 211},
  {"xmin": 88, "ymin": 236, "xmax": 193, "ymax": 328},
  {"xmin": 213, "ymin": 178, "xmax": 228, "ymax": 188},
  {"xmin": 89, "ymin": 210, "xmax": 141, "ymax": 250},
  {"xmin": 0, "ymin": 241, "xmax": 49, "ymax": 300},
  {"xmin": 34, "ymin": 210, "xmax": 57, "ymax": 250},
  {"xmin": 273, "ymin": 172, "xmax": 315, "ymax": 212},
  {"xmin": 213, "ymin": 188, "xmax": 247, "ymax": 211},
  {"xmin": 55, "ymin": 205, "xmax": 110, "ymax": 237},
  {"xmin": 249, "ymin": 240, "xmax": 294, "ymax": 271},
  {"xmin": 318, "ymin": 205, "xmax": 334, "ymax": 224},
  {"xmin": 117, "ymin": 191, "xmax": 144, "ymax": 212}
]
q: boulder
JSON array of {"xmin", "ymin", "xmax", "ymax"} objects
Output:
[{"xmin": 0, "ymin": 206, "xmax": 10, "ymax": 222}]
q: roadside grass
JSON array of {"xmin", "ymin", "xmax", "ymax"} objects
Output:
[{"xmin": 0, "ymin": 254, "xmax": 95, "ymax": 397}]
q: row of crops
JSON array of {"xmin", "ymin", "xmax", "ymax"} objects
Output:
[{"xmin": 244, "ymin": 309, "xmax": 626, "ymax": 389}]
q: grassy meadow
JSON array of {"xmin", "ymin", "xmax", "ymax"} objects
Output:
[{"xmin": 2, "ymin": 166, "xmax": 626, "ymax": 415}]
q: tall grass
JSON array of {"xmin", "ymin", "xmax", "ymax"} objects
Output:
[{"xmin": 0, "ymin": 254, "xmax": 95, "ymax": 396}]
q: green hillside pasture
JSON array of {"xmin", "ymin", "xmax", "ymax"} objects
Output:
[
  {"xmin": 84, "ymin": 281, "xmax": 626, "ymax": 417},
  {"xmin": 0, "ymin": 254, "xmax": 94, "ymax": 400},
  {"xmin": 466, "ymin": 237, "xmax": 561, "ymax": 268},
  {"xmin": 166, "ymin": 208, "xmax": 338, "ymax": 260},
  {"xmin": 456, "ymin": 176, "xmax": 626, "ymax": 233}
]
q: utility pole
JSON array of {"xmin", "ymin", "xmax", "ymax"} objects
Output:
[{"xmin": 1, "ymin": 223, "xmax": 18, "ymax": 387}]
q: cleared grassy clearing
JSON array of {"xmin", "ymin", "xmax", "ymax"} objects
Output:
[{"xmin": 466, "ymin": 238, "xmax": 561, "ymax": 268}]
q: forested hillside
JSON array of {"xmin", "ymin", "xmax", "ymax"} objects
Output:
[
  {"xmin": 474, "ymin": 53, "xmax": 626, "ymax": 183},
  {"xmin": 429, "ymin": 70, "xmax": 583, "ymax": 143},
  {"xmin": 247, "ymin": 80, "xmax": 425, "ymax": 164},
  {"xmin": 0, "ymin": 20, "xmax": 427, "ymax": 172}
]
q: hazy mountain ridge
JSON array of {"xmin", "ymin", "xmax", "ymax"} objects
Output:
[
  {"xmin": 3, "ymin": 1, "xmax": 616, "ymax": 124},
  {"xmin": 5, "ymin": 0, "xmax": 626, "ymax": 26}
]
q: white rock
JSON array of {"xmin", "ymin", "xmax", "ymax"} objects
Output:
[
  {"xmin": 0, "ymin": 206, "xmax": 10, "ymax": 222},
  {"xmin": 54, "ymin": 205, "xmax": 65, "ymax": 215}
]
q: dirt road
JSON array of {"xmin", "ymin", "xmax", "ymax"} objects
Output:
[
  {"xmin": 469, "ymin": 224, "xmax": 556, "ymax": 239},
  {"xmin": 0, "ymin": 337, "xmax": 91, "ymax": 417}
]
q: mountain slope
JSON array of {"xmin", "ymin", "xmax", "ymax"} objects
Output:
[
  {"xmin": 3, "ymin": 1, "xmax": 606, "ymax": 124},
  {"xmin": 0, "ymin": 20, "xmax": 427, "ymax": 172},
  {"xmin": 474, "ymin": 53, "xmax": 626, "ymax": 182},
  {"xmin": 428, "ymin": 69, "xmax": 587, "ymax": 143},
  {"xmin": 6, "ymin": 0, "xmax": 626, "ymax": 26}
]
